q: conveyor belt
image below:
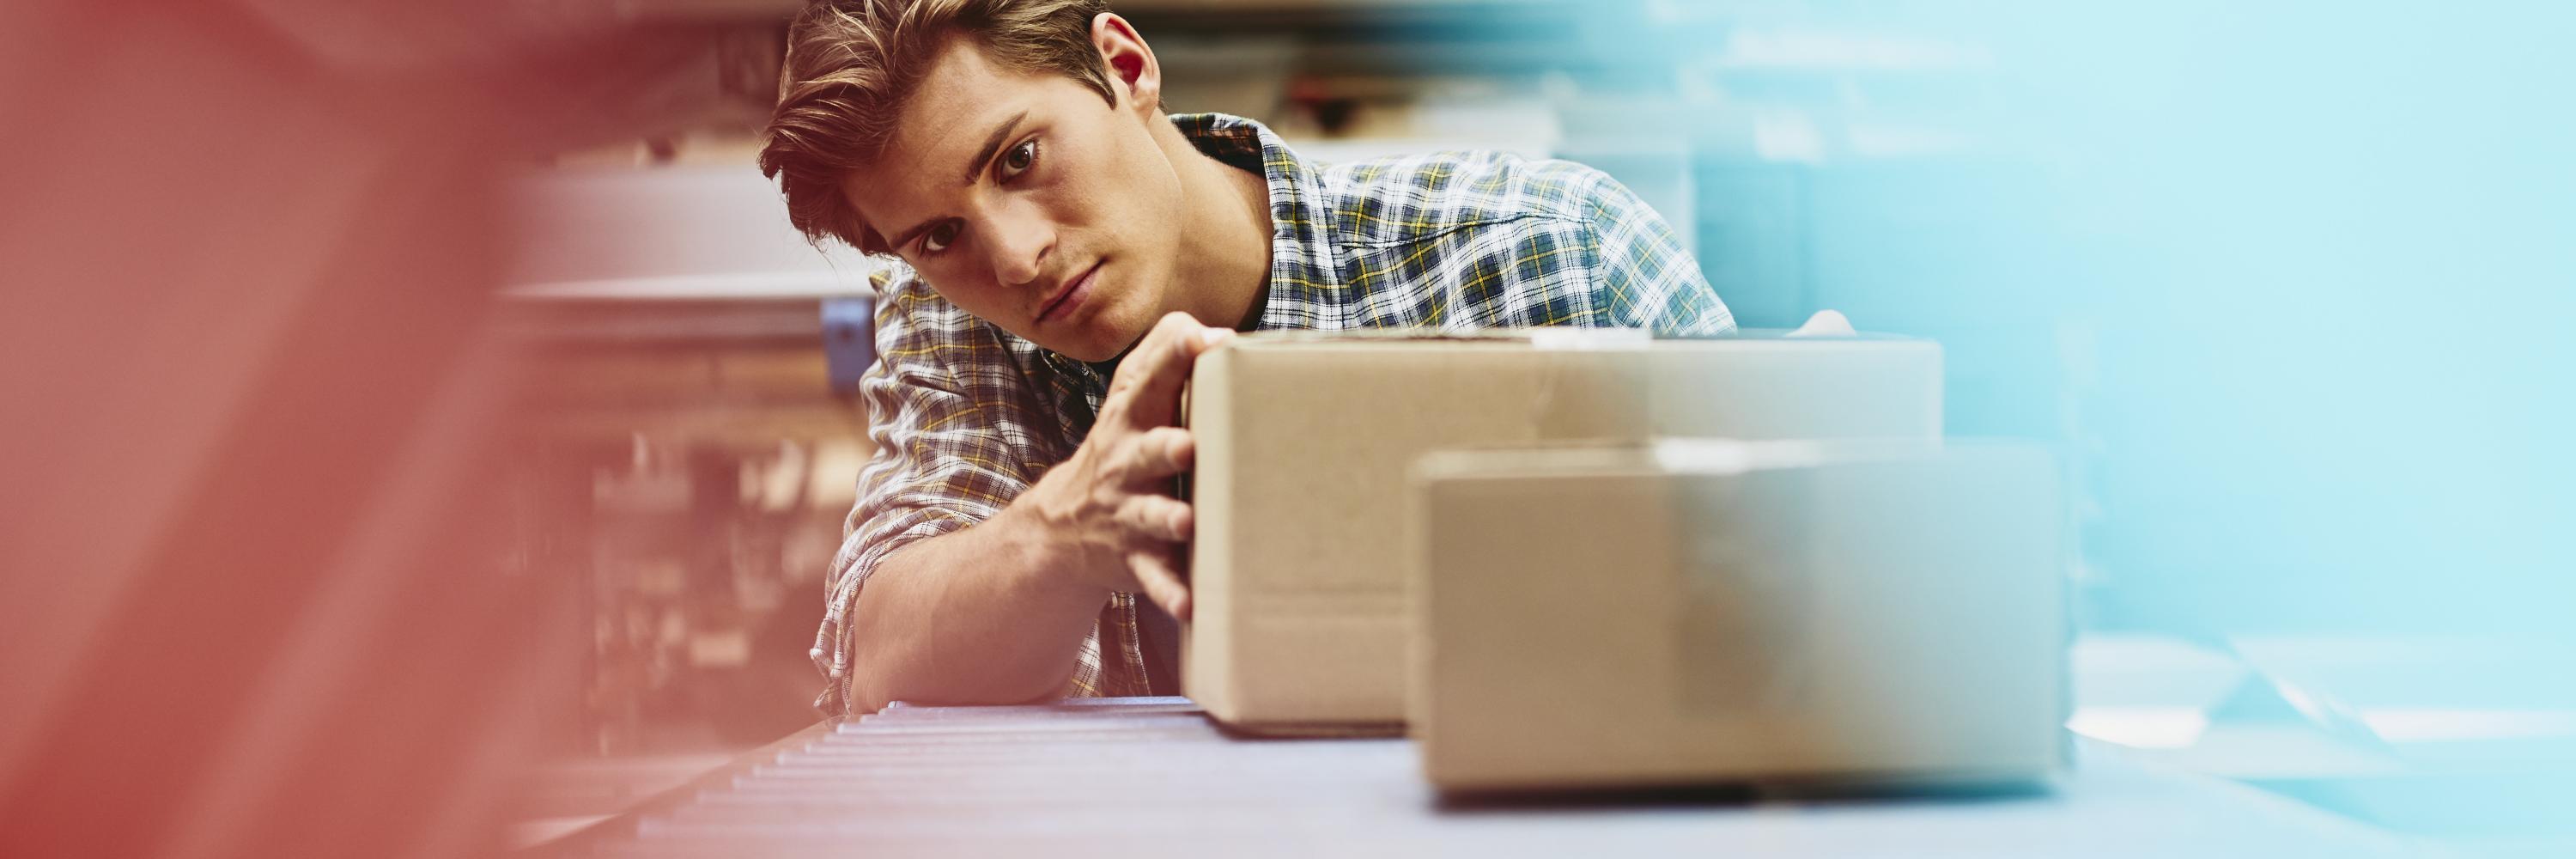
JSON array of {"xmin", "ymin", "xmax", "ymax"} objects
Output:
[{"xmin": 541, "ymin": 697, "xmax": 2417, "ymax": 858}]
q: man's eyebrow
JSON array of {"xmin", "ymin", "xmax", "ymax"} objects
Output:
[
  {"xmin": 884, "ymin": 111, "xmax": 1030, "ymax": 253},
  {"xmin": 884, "ymin": 216, "xmax": 937, "ymax": 255},
  {"xmin": 962, "ymin": 110, "xmax": 1029, "ymax": 185}
]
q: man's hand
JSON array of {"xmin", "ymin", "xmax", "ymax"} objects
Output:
[{"xmin": 1017, "ymin": 312, "xmax": 1231, "ymax": 621}]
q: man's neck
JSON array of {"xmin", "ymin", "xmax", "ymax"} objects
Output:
[{"xmin": 1155, "ymin": 118, "xmax": 1274, "ymax": 332}]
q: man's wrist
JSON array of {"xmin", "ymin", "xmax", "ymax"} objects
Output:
[{"xmin": 993, "ymin": 478, "xmax": 1113, "ymax": 605}]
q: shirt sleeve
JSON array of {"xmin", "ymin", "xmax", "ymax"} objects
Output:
[
  {"xmin": 810, "ymin": 269, "xmax": 1059, "ymax": 716},
  {"xmin": 1581, "ymin": 170, "xmax": 1738, "ymax": 336}
]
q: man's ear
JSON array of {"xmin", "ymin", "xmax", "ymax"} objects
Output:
[{"xmin": 1091, "ymin": 12, "xmax": 1161, "ymax": 117}]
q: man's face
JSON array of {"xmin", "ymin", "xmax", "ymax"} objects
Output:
[{"xmin": 844, "ymin": 40, "xmax": 1185, "ymax": 362}]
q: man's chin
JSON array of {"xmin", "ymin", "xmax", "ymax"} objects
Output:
[
  {"xmin": 1051, "ymin": 315, "xmax": 1153, "ymax": 365},
  {"xmin": 1033, "ymin": 327, "xmax": 1124, "ymax": 364},
  {"xmin": 1030, "ymin": 289, "xmax": 1157, "ymax": 362}
]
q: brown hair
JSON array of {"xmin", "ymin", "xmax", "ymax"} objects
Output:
[{"xmin": 760, "ymin": 0, "xmax": 1117, "ymax": 253}]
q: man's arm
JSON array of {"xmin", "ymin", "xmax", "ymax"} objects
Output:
[
  {"xmin": 1581, "ymin": 170, "xmax": 1736, "ymax": 335},
  {"xmin": 843, "ymin": 312, "xmax": 1225, "ymax": 713}
]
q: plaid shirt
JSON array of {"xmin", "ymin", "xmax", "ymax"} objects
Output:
[{"xmin": 816, "ymin": 112, "xmax": 1734, "ymax": 716}]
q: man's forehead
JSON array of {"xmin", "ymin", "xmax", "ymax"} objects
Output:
[{"xmin": 841, "ymin": 42, "xmax": 1058, "ymax": 227}]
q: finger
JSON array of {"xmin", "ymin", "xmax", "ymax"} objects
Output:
[
  {"xmin": 1115, "ymin": 426, "xmax": 1194, "ymax": 481},
  {"xmin": 1104, "ymin": 312, "xmax": 1200, "ymax": 425},
  {"xmin": 1115, "ymin": 492, "xmax": 1193, "ymax": 542},
  {"xmin": 1109, "ymin": 313, "xmax": 1230, "ymax": 430},
  {"xmin": 1127, "ymin": 547, "xmax": 1193, "ymax": 623},
  {"xmin": 1102, "ymin": 313, "xmax": 1192, "ymax": 409}
]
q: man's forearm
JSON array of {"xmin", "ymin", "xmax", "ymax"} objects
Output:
[
  {"xmin": 840, "ymin": 314, "xmax": 1224, "ymax": 713},
  {"xmin": 842, "ymin": 503, "xmax": 1109, "ymax": 713}
]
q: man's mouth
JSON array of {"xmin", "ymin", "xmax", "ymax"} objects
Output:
[{"xmin": 1036, "ymin": 261, "xmax": 1100, "ymax": 326}]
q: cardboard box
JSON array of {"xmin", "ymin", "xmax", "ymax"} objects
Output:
[
  {"xmin": 1183, "ymin": 328, "xmax": 1942, "ymax": 729},
  {"xmin": 1409, "ymin": 440, "xmax": 2067, "ymax": 791}
]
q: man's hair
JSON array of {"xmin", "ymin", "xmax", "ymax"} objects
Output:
[{"xmin": 759, "ymin": 0, "xmax": 1116, "ymax": 253}]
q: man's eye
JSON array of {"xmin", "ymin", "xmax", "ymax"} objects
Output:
[
  {"xmin": 1000, "ymin": 140, "xmax": 1036, "ymax": 180},
  {"xmin": 921, "ymin": 222, "xmax": 959, "ymax": 254}
]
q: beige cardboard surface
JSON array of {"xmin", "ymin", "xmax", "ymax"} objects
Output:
[
  {"xmin": 1410, "ymin": 441, "xmax": 2067, "ymax": 790},
  {"xmin": 1184, "ymin": 330, "xmax": 1942, "ymax": 728}
]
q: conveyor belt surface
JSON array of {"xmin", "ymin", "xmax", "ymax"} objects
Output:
[{"xmin": 544, "ymin": 697, "xmax": 2419, "ymax": 858}]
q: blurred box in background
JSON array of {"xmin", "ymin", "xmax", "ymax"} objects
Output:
[{"xmin": 1410, "ymin": 439, "xmax": 2066, "ymax": 792}]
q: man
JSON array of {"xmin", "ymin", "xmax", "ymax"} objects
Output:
[{"xmin": 761, "ymin": 0, "xmax": 1734, "ymax": 716}]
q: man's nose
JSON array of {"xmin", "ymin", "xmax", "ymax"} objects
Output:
[{"xmin": 981, "ymin": 201, "xmax": 1054, "ymax": 290}]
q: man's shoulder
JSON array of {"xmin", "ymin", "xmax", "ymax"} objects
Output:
[
  {"xmin": 869, "ymin": 264, "xmax": 964, "ymax": 329},
  {"xmin": 871, "ymin": 264, "xmax": 986, "ymax": 342},
  {"xmin": 1314, "ymin": 149, "xmax": 1617, "ymax": 248},
  {"xmin": 865, "ymin": 263, "xmax": 1044, "ymax": 378}
]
